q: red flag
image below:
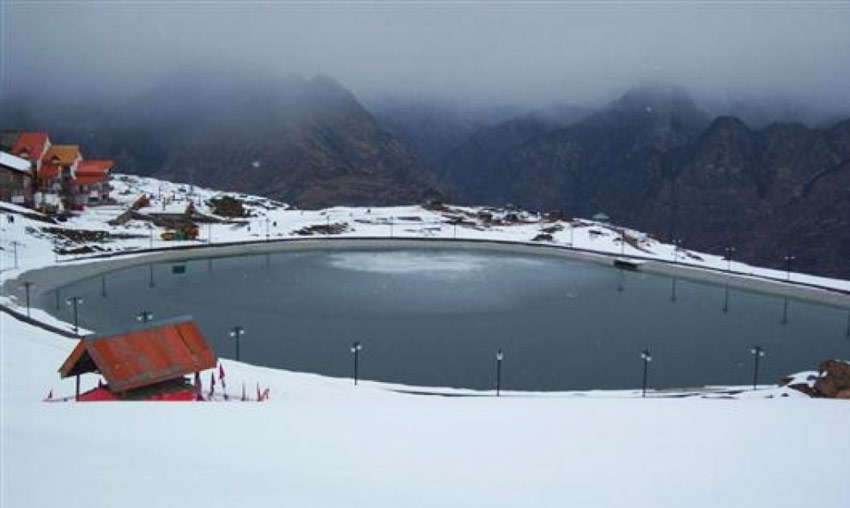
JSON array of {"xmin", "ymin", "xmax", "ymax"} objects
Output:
[
  {"xmin": 241, "ymin": 382, "xmax": 246, "ymax": 402},
  {"xmin": 218, "ymin": 364, "xmax": 225, "ymax": 380},
  {"xmin": 256, "ymin": 383, "xmax": 261, "ymax": 401},
  {"xmin": 47, "ymin": 389, "xmax": 53, "ymax": 400}
]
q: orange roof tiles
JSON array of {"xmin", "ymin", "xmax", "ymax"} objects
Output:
[
  {"xmin": 11, "ymin": 132, "xmax": 49, "ymax": 160},
  {"xmin": 77, "ymin": 159, "xmax": 113, "ymax": 175},
  {"xmin": 44, "ymin": 145, "xmax": 81, "ymax": 165},
  {"xmin": 59, "ymin": 316, "xmax": 217, "ymax": 393}
]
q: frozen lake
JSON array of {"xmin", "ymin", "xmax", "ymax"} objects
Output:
[{"xmin": 43, "ymin": 248, "xmax": 850, "ymax": 390}]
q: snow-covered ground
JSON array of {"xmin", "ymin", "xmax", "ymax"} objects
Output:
[
  {"xmin": 1, "ymin": 174, "xmax": 849, "ymax": 507},
  {"xmin": 1, "ymin": 173, "xmax": 848, "ymax": 292}
]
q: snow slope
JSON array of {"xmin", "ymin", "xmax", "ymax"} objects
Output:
[
  {"xmin": 3, "ymin": 312, "xmax": 850, "ymax": 508},
  {"xmin": 2, "ymin": 174, "xmax": 850, "ymax": 507}
]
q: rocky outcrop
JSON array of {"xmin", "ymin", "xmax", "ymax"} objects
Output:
[
  {"xmin": 783, "ymin": 360, "xmax": 850, "ymax": 399},
  {"xmin": 814, "ymin": 360, "xmax": 850, "ymax": 399}
]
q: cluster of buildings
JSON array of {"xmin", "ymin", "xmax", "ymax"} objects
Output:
[{"xmin": 0, "ymin": 130, "xmax": 114, "ymax": 212}]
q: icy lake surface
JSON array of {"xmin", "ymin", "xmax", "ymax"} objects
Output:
[{"xmin": 45, "ymin": 249, "xmax": 850, "ymax": 390}]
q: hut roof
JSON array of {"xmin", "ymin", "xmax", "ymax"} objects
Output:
[{"xmin": 59, "ymin": 316, "xmax": 216, "ymax": 393}]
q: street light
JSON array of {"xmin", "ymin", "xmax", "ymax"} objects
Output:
[
  {"xmin": 136, "ymin": 310, "xmax": 154, "ymax": 324},
  {"xmin": 750, "ymin": 346, "xmax": 766, "ymax": 390},
  {"xmin": 495, "ymin": 348, "xmax": 504, "ymax": 397},
  {"xmin": 672, "ymin": 239, "xmax": 682, "ymax": 264},
  {"xmin": 350, "ymin": 341, "xmax": 363, "ymax": 385},
  {"xmin": 784, "ymin": 255, "xmax": 796, "ymax": 281},
  {"xmin": 230, "ymin": 326, "xmax": 245, "ymax": 361},
  {"xmin": 66, "ymin": 296, "xmax": 83, "ymax": 334},
  {"xmin": 10, "ymin": 240, "xmax": 20, "ymax": 269},
  {"xmin": 724, "ymin": 246, "xmax": 736, "ymax": 272},
  {"xmin": 640, "ymin": 348, "xmax": 652, "ymax": 398},
  {"xmin": 21, "ymin": 281, "xmax": 34, "ymax": 318}
]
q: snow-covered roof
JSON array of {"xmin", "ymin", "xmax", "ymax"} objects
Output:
[{"xmin": 0, "ymin": 151, "xmax": 31, "ymax": 173}]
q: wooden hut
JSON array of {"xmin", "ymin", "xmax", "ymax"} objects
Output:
[{"xmin": 58, "ymin": 316, "xmax": 216, "ymax": 401}]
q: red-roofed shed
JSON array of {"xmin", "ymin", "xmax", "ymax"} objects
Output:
[{"xmin": 59, "ymin": 316, "xmax": 217, "ymax": 401}]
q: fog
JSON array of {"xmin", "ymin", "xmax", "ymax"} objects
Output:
[{"xmin": 3, "ymin": 1, "xmax": 850, "ymax": 116}]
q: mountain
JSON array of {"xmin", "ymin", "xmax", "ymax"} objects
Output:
[
  {"xmin": 475, "ymin": 85, "xmax": 711, "ymax": 213},
  {"xmin": 436, "ymin": 85, "xmax": 850, "ymax": 277},
  {"xmin": 367, "ymin": 95, "xmax": 523, "ymax": 166},
  {"xmin": 437, "ymin": 103, "xmax": 588, "ymax": 202},
  {"xmin": 3, "ymin": 71, "xmax": 448, "ymax": 209}
]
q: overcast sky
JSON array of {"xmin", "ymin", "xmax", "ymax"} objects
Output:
[{"xmin": 2, "ymin": 1, "xmax": 849, "ymax": 112}]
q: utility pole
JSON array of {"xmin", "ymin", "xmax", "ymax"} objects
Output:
[
  {"xmin": 495, "ymin": 348, "xmax": 504, "ymax": 397},
  {"xmin": 351, "ymin": 341, "xmax": 363, "ymax": 385},
  {"xmin": 640, "ymin": 349, "xmax": 652, "ymax": 397},
  {"xmin": 22, "ymin": 281, "xmax": 34, "ymax": 318},
  {"xmin": 750, "ymin": 346, "xmax": 765, "ymax": 390},
  {"xmin": 66, "ymin": 296, "xmax": 84, "ymax": 335}
]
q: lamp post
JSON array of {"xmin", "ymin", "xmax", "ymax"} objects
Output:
[
  {"xmin": 724, "ymin": 246, "xmax": 735, "ymax": 272},
  {"xmin": 784, "ymin": 255, "xmax": 795, "ymax": 281},
  {"xmin": 750, "ymin": 346, "xmax": 765, "ymax": 390},
  {"xmin": 10, "ymin": 240, "xmax": 20, "ymax": 269},
  {"xmin": 66, "ymin": 296, "xmax": 83, "ymax": 334},
  {"xmin": 265, "ymin": 217, "xmax": 270, "ymax": 240},
  {"xmin": 350, "ymin": 341, "xmax": 363, "ymax": 385},
  {"xmin": 640, "ymin": 348, "xmax": 652, "ymax": 398},
  {"xmin": 230, "ymin": 326, "xmax": 245, "ymax": 361},
  {"xmin": 620, "ymin": 230, "xmax": 626, "ymax": 256},
  {"xmin": 21, "ymin": 281, "xmax": 34, "ymax": 318},
  {"xmin": 147, "ymin": 223, "xmax": 153, "ymax": 249},
  {"xmin": 136, "ymin": 310, "xmax": 154, "ymax": 324},
  {"xmin": 672, "ymin": 239, "xmax": 682, "ymax": 264},
  {"xmin": 495, "ymin": 348, "xmax": 504, "ymax": 396}
]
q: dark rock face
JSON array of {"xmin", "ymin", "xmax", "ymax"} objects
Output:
[
  {"xmin": 145, "ymin": 74, "xmax": 448, "ymax": 209},
  {"xmin": 436, "ymin": 87, "xmax": 850, "ymax": 277}
]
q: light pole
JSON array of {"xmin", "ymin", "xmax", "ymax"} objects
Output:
[
  {"xmin": 750, "ymin": 346, "xmax": 765, "ymax": 390},
  {"xmin": 569, "ymin": 222, "xmax": 574, "ymax": 247},
  {"xmin": 670, "ymin": 276, "xmax": 678, "ymax": 302},
  {"xmin": 21, "ymin": 281, "xmax": 34, "ymax": 318},
  {"xmin": 66, "ymin": 296, "xmax": 83, "ymax": 334},
  {"xmin": 230, "ymin": 326, "xmax": 245, "ymax": 361},
  {"xmin": 136, "ymin": 310, "xmax": 154, "ymax": 324},
  {"xmin": 350, "ymin": 341, "xmax": 363, "ymax": 385},
  {"xmin": 620, "ymin": 230, "xmax": 626, "ymax": 256},
  {"xmin": 724, "ymin": 246, "xmax": 735, "ymax": 272},
  {"xmin": 640, "ymin": 348, "xmax": 652, "ymax": 397},
  {"xmin": 147, "ymin": 223, "xmax": 153, "ymax": 249},
  {"xmin": 784, "ymin": 255, "xmax": 795, "ymax": 281},
  {"xmin": 10, "ymin": 240, "xmax": 20, "ymax": 269},
  {"xmin": 672, "ymin": 239, "xmax": 682, "ymax": 264},
  {"xmin": 265, "ymin": 217, "xmax": 270, "ymax": 240},
  {"xmin": 495, "ymin": 348, "xmax": 504, "ymax": 396}
]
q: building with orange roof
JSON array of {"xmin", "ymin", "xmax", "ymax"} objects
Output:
[
  {"xmin": 73, "ymin": 159, "xmax": 114, "ymax": 205},
  {"xmin": 58, "ymin": 316, "xmax": 217, "ymax": 402},
  {"xmin": 38, "ymin": 144, "xmax": 82, "ymax": 209}
]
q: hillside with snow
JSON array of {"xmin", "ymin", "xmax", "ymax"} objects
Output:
[{"xmin": 1, "ymin": 174, "xmax": 849, "ymax": 508}]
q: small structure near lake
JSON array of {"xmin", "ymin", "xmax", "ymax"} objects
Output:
[{"xmin": 58, "ymin": 316, "xmax": 216, "ymax": 401}]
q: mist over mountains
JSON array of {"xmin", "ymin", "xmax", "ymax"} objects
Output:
[{"xmin": 2, "ymin": 72, "xmax": 849, "ymax": 277}]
